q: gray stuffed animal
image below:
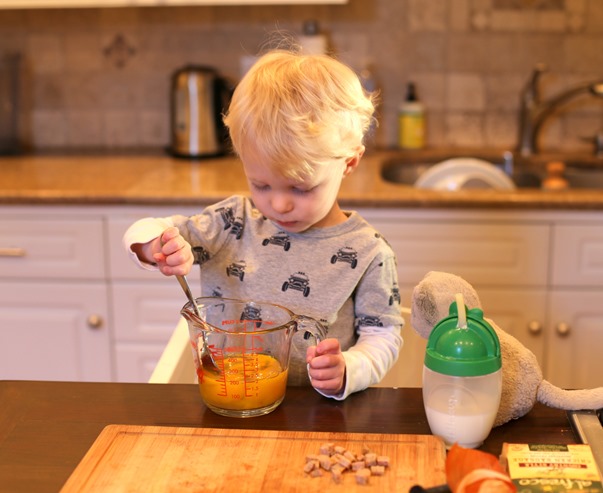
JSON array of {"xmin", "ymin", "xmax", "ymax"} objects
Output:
[{"xmin": 411, "ymin": 270, "xmax": 603, "ymax": 427}]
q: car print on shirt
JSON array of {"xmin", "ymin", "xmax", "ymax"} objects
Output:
[
  {"xmin": 229, "ymin": 217, "xmax": 244, "ymax": 240},
  {"xmin": 226, "ymin": 260, "xmax": 246, "ymax": 281},
  {"xmin": 241, "ymin": 303, "xmax": 262, "ymax": 328},
  {"xmin": 211, "ymin": 286, "xmax": 223, "ymax": 297},
  {"xmin": 282, "ymin": 271, "xmax": 310, "ymax": 297},
  {"xmin": 216, "ymin": 206, "xmax": 235, "ymax": 230},
  {"xmin": 262, "ymin": 231, "xmax": 291, "ymax": 251},
  {"xmin": 389, "ymin": 285, "xmax": 401, "ymax": 306},
  {"xmin": 191, "ymin": 246, "xmax": 210, "ymax": 266},
  {"xmin": 331, "ymin": 246, "xmax": 358, "ymax": 269},
  {"xmin": 356, "ymin": 315, "xmax": 384, "ymax": 329}
]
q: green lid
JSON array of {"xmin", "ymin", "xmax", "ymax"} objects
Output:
[{"xmin": 424, "ymin": 295, "xmax": 501, "ymax": 376}]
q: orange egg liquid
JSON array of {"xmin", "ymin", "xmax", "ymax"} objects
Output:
[{"xmin": 198, "ymin": 353, "xmax": 288, "ymax": 411}]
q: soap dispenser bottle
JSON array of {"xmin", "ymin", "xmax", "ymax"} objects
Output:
[
  {"xmin": 398, "ymin": 82, "xmax": 425, "ymax": 149},
  {"xmin": 422, "ymin": 293, "xmax": 502, "ymax": 449}
]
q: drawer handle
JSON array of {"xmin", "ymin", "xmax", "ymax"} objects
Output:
[
  {"xmin": 87, "ymin": 315, "xmax": 104, "ymax": 329},
  {"xmin": 0, "ymin": 247, "xmax": 26, "ymax": 257}
]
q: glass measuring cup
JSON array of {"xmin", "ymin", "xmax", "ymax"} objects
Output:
[{"xmin": 181, "ymin": 297, "xmax": 327, "ymax": 418}]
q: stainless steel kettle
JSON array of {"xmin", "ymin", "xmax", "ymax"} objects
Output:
[{"xmin": 170, "ymin": 65, "xmax": 232, "ymax": 158}]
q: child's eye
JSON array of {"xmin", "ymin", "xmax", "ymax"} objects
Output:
[
  {"xmin": 252, "ymin": 183, "xmax": 270, "ymax": 192},
  {"xmin": 292, "ymin": 186, "xmax": 315, "ymax": 195}
]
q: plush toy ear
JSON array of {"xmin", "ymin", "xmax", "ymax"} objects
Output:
[{"xmin": 411, "ymin": 271, "xmax": 482, "ymax": 339}]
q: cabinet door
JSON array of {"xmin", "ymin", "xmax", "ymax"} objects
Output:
[
  {"xmin": 389, "ymin": 289, "xmax": 548, "ymax": 388},
  {"xmin": 478, "ymin": 288, "xmax": 547, "ymax": 365},
  {"xmin": 552, "ymin": 224, "xmax": 603, "ymax": 287},
  {"xmin": 546, "ymin": 290, "xmax": 603, "ymax": 390},
  {"xmin": 0, "ymin": 218, "xmax": 105, "ymax": 280},
  {"xmin": 113, "ymin": 343, "xmax": 166, "ymax": 383},
  {"xmin": 0, "ymin": 281, "xmax": 111, "ymax": 381},
  {"xmin": 111, "ymin": 282, "xmax": 187, "ymax": 342},
  {"xmin": 376, "ymin": 221, "xmax": 550, "ymax": 289},
  {"xmin": 111, "ymin": 281, "xmax": 190, "ymax": 382}
]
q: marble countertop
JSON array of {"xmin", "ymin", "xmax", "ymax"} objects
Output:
[{"xmin": 2, "ymin": 149, "xmax": 603, "ymax": 210}]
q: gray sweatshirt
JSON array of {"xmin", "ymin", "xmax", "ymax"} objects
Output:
[{"xmin": 124, "ymin": 195, "xmax": 404, "ymax": 398}]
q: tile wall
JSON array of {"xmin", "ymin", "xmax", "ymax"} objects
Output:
[{"xmin": 1, "ymin": 0, "xmax": 603, "ymax": 153}]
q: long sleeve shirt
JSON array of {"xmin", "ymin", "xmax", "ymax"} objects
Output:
[{"xmin": 124, "ymin": 195, "xmax": 404, "ymax": 399}]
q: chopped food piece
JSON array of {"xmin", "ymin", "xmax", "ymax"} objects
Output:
[
  {"xmin": 305, "ymin": 441, "xmax": 390, "ymax": 482},
  {"xmin": 377, "ymin": 455, "xmax": 390, "ymax": 467},
  {"xmin": 343, "ymin": 450, "xmax": 356, "ymax": 462},
  {"xmin": 331, "ymin": 466, "xmax": 344, "ymax": 484},
  {"xmin": 317, "ymin": 454, "xmax": 332, "ymax": 471},
  {"xmin": 355, "ymin": 468, "xmax": 371, "ymax": 485},
  {"xmin": 319, "ymin": 443, "xmax": 335, "ymax": 455},
  {"xmin": 364, "ymin": 452, "xmax": 377, "ymax": 466},
  {"xmin": 335, "ymin": 454, "xmax": 352, "ymax": 469}
]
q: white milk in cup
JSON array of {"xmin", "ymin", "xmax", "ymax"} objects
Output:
[{"xmin": 422, "ymin": 294, "xmax": 502, "ymax": 449}]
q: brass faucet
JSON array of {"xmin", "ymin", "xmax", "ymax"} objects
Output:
[{"xmin": 517, "ymin": 63, "xmax": 603, "ymax": 157}]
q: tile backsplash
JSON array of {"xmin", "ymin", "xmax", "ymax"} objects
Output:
[{"xmin": 1, "ymin": 0, "xmax": 603, "ymax": 153}]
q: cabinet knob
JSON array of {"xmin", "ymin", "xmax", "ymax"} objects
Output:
[
  {"xmin": 527, "ymin": 320, "xmax": 542, "ymax": 335},
  {"xmin": 556, "ymin": 322, "xmax": 571, "ymax": 337},
  {"xmin": 87, "ymin": 315, "xmax": 104, "ymax": 329}
]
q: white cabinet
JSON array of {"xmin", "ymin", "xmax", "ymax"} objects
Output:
[
  {"xmin": 0, "ymin": 214, "xmax": 111, "ymax": 381},
  {"xmin": 547, "ymin": 291, "xmax": 603, "ymax": 390},
  {"xmin": 111, "ymin": 282, "xmax": 190, "ymax": 382},
  {"xmin": 2, "ymin": 205, "xmax": 602, "ymax": 389},
  {"xmin": 362, "ymin": 209, "xmax": 603, "ymax": 391},
  {"xmin": 0, "ymin": 281, "xmax": 111, "ymax": 381},
  {"xmin": 548, "ymin": 224, "xmax": 603, "ymax": 389},
  {"xmin": 363, "ymin": 211, "xmax": 549, "ymax": 388}
]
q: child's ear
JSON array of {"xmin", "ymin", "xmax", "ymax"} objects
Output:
[{"xmin": 343, "ymin": 145, "xmax": 365, "ymax": 177}]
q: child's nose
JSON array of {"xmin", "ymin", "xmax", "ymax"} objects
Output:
[{"xmin": 271, "ymin": 193, "xmax": 293, "ymax": 214}]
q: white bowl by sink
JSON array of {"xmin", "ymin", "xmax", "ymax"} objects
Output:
[{"xmin": 415, "ymin": 158, "xmax": 516, "ymax": 191}]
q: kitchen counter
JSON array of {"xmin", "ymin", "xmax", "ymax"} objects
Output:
[
  {"xmin": 2, "ymin": 150, "xmax": 603, "ymax": 209},
  {"xmin": 0, "ymin": 381, "xmax": 576, "ymax": 493}
]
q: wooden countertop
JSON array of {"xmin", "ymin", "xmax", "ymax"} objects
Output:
[
  {"xmin": 0, "ymin": 381, "xmax": 576, "ymax": 493},
  {"xmin": 2, "ymin": 150, "xmax": 603, "ymax": 209}
]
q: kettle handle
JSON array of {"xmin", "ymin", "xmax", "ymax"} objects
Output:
[{"xmin": 213, "ymin": 76, "xmax": 234, "ymax": 142}]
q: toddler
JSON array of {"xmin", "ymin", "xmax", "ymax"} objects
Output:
[{"xmin": 124, "ymin": 49, "xmax": 404, "ymax": 399}]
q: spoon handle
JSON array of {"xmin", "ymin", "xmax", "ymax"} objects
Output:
[{"xmin": 176, "ymin": 275, "xmax": 194, "ymax": 303}]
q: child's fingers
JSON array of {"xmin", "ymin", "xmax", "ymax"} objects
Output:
[
  {"xmin": 314, "ymin": 338, "xmax": 341, "ymax": 356},
  {"xmin": 159, "ymin": 227, "xmax": 180, "ymax": 245},
  {"xmin": 306, "ymin": 346, "xmax": 318, "ymax": 362}
]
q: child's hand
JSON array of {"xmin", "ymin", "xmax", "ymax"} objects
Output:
[
  {"xmin": 135, "ymin": 227, "xmax": 193, "ymax": 276},
  {"xmin": 306, "ymin": 338, "xmax": 346, "ymax": 396}
]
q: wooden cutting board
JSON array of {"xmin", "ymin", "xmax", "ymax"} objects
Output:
[{"xmin": 60, "ymin": 425, "xmax": 446, "ymax": 493}]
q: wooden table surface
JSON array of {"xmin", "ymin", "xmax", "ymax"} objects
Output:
[{"xmin": 0, "ymin": 381, "xmax": 577, "ymax": 493}]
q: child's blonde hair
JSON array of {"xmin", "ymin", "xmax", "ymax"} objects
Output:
[{"xmin": 223, "ymin": 49, "xmax": 377, "ymax": 181}]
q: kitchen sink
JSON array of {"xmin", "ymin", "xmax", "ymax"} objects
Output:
[{"xmin": 380, "ymin": 151, "xmax": 603, "ymax": 190}]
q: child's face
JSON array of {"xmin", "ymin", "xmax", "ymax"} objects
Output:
[{"xmin": 243, "ymin": 155, "xmax": 348, "ymax": 233}]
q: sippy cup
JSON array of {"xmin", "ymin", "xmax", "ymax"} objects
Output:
[{"xmin": 422, "ymin": 294, "xmax": 502, "ymax": 449}]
